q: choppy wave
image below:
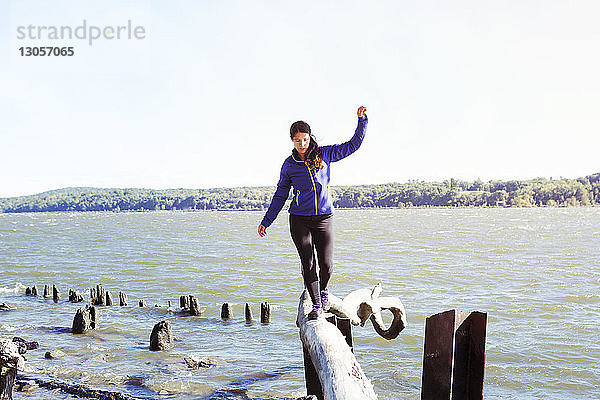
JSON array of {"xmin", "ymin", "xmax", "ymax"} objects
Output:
[{"xmin": 0, "ymin": 282, "xmax": 26, "ymax": 294}]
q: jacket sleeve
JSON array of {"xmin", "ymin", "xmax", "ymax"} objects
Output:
[
  {"xmin": 322, "ymin": 115, "xmax": 368, "ymax": 162},
  {"xmin": 260, "ymin": 162, "xmax": 292, "ymax": 227}
]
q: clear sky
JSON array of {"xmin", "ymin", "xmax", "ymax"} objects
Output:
[{"xmin": 1, "ymin": 0, "xmax": 599, "ymax": 198}]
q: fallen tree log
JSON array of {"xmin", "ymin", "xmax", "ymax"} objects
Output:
[
  {"xmin": 297, "ymin": 284, "xmax": 407, "ymax": 400},
  {"xmin": 298, "ymin": 291, "xmax": 377, "ymax": 400}
]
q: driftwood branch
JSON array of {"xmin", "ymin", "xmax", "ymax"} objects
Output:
[{"xmin": 327, "ymin": 283, "xmax": 407, "ymax": 340}]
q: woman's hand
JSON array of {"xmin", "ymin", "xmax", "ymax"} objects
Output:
[
  {"xmin": 258, "ymin": 224, "xmax": 267, "ymax": 237},
  {"xmin": 357, "ymin": 106, "xmax": 367, "ymax": 118}
]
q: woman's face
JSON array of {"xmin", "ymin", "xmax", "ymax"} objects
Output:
[{"xmin": 292, "ymin": 132, "xmax": 311, "ymax": 157}]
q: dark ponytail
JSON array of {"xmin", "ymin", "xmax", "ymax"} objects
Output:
[{"xmin": 290, "ymin": 120, "xmax": 323, "ymax": 170}]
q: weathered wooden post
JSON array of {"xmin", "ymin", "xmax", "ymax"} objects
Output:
[
  {"xmin": 421, "ymin": 310, "xmax": 487, "ymax": 400},
  {"xmin": 119, "ymin": 291, "xmax": 128, "ymax": 306},
  {"xmin": 68, "ymin": 290, "xmax": 83, "ymax": 303},
  {"xmin": 221, "ymin": 303, "xmax": 232, "ymax": 320},
  {"xmin": 90, "ymin": 287, "xmax": 97, "ymax": 304},
  {"xmin": 43, "ymin": 285, "xmax": 50, "ymax": 298},
  {"xmin": 52, "ymin": 285, "xmax": 60, "ymax": 303},
  {"xmin": 139, "ymin": 300, "xmax": 146, "ymax": 307},
  {"xmin": 180, "ymin": 295, "xmax": 190, "ymax": 310},
  {"xmin": 105, "ymin": 291, "xmax": 113, "ymax": 306},
  {"xmin": 25, "ymin": 287, "xmax": 32, "ymax": 296},
  {"xmin": 31, "ymin": 286, "xmax": 38, "ymax": 296},
  {"xmin": 94, "ymin": 285, "xmax": 106, "ymax": 306},
  {"xmin": 0, "ymin": 339, "xmax": 26, "ymax": 400},
  {"xmin": 189, "ymin": 296, "xmax": 201, "ymax": 316},
  {"xmin": 245, "ymin": 303, "xmax": 253, "ymax": 322},
  {"xmin": 332, "ymin": 316, "xmax": 353, "ymax": 351},
  {"xmin": 260, "ymin": 301, "xmax": 271, "ymax": 324}
]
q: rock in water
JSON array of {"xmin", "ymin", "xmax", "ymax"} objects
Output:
[
  {"xmin": 183, "ymin": 356, "xmax": 216, "ymax": 369},
  {"xmin": 44, "ymin": 350, "xmax": 66, "ymax": 359},
  {"xmin": 11, "ymin": 337, "xmax": 38, "ymax": 351},
  {"xmin": 72, "ymin": 305, "xmax": 98, "ymax": 334},
  {"xmin": 149, "ymin": 321, "xmax": 174, "ymax": 351}
]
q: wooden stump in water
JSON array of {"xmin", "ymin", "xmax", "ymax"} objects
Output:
[
  {"xmin": 139, "ymin": 300, "xmax": 146, "ymax": 307},
  {"xmin": 52, "ymin": 285, "xmax": 60, "ymax": 303},
  {"xmin": 119, "ymin": 292, "xmax": 128, "ymax": 306},
  {"xmin": 106, "ymin": 291, "xmax": 113, "ymax": 306},
  {"xmin": 72, "ymin": 305, "xmax": 97, "ymax": 334},
  {"xmin": 43, "ymin": 285, "xmax": 50, "ymax": 298},
  {"xmin": 245, "ymin": 303, "xmax": 253, "ymax": 322},
  {"xmin": 261, "ymin": 302, "xmax": 271, "ymax": 324},
  {"xmin": 25, "ymin": 287, "xmax": 31, "ymax": 296},
  {"xmin": 149, "ymin": 321, "xmax": 174, "ymax": 351},
  {"xmin": 68, "ymin": 290, "xmax": 83, "ymax": 303},
  {"xmin": 0, "ymin": 339, "xmax": 26, "ymax": 400},
  {"xmin": 221, "ymin": 303, "xmax": 232, "ymax": 320},
  {"xmin": 94, "ymin": 285, "xmax": 106, "ymax": 306},
  {"xmin": 31, "ymin": 286, "xmax": 38, "ymax": 296},
  {"xmin": 180, "ymin": 295, "xmax": 190, "ymax": 310},
  {"xmin": 189, "ymin": 296, "xmax": 201, "ymax": 316}
]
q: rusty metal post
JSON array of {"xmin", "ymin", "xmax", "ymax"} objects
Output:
[{"xmin": 421, "ymin": 310, "xmax": 487, "ymax": 400}]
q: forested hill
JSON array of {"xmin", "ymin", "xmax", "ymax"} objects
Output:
[{"xmin": 1, "ymin": 173, "xmax": 599, "ymax": 213}]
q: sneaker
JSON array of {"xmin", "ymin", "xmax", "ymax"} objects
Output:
[
  {"xmin": 307, "ymin": 304, "xmax": 322, "ymax": 320},
  {"xmin": 320, "ymin": 290, "xmax": 330, "ymax": 310}
]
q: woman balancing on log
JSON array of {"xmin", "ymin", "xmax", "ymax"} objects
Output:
[{"xmin": 258, "ymin": 106, "xmax": 368, "ymax": 320}]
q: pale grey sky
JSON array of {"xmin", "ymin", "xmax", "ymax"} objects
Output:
[{"xmin": 2, "ymin": 0, "xmax": 599, "ymax": 197}]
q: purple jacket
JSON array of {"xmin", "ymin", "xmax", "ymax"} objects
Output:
[{"xmin": 261, "ymin": 116, "xmax": 368, "ymax": 227}]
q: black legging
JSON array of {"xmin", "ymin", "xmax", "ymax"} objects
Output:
[{"xmin": 289, "ymin": 213, "xmax": 333, "ymax": 306}]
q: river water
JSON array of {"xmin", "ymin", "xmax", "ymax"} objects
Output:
[{"xmin": 1, "ymin": 208, "xmax": 599, "ymax": 399}]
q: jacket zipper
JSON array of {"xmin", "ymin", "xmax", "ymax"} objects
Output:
[{"xmin": 305, "ymin": 165, "xmax": 318, "ymax": 215}]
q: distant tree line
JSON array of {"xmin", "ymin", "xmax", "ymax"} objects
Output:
[{"xmin": 1, "ymin": 173, "xmax": 599, "ymax": 213}]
